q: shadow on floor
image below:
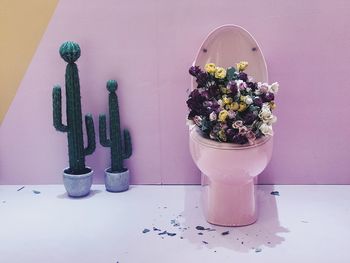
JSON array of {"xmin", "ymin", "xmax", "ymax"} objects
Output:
[
  {"xmin": 180, "ymin": 184, "xmax": 289, "ymax": 253},
  {"xmin": 57, "ymin": 189, "xmax": 103, "ymax": 199}
]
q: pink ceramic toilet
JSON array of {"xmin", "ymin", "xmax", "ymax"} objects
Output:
[{"xmin": 189, "ymin": 25, "xmax": 273, "ymax": 226}]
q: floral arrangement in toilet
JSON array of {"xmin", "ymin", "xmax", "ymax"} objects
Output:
[{"xmin": 187, "ymin": 61, "xmax": 279, "ymax": 144}]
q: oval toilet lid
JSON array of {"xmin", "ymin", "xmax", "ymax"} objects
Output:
[{"xmin": 192, "ymin": 25, "xmax": 268, "ymax": 91}]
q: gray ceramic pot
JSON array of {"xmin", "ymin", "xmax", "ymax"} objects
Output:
[
  {"xmin": 105, "ymin": 168, "xmax": 129, "ymax": 192},
  {"xmin": 63, "ymin": 167, "xmax": 93, "ymax": 197}
]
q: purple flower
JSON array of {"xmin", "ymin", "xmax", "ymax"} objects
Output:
[
  {"xmin": 226, "ymin": 128, "xmax": 238, "ymax": 139},
  {"xmin": 188, "ymin": 110, "xmax": 197, "ymax": 118},
  {"xmin": 227, "ymin": 81, "xmax": 238, "ymax": 96},
  {"xmin": 189, "ymin": 66, "xmax": 203, "ymax": 77},
  {"xmin": 253, "ymin": 97, "xmax": 263, "ymax": 107},
  {"xmin": 186, "ymin": 98, "xmax": 199, "ymax": 111},
  {"xmin": 262, "ymin": 92, "xmax": 275, "ymax": 102},
  {"xmin": 247, "ymin": 82, "xmax": 258, "ymax": 91},
  {"xmin": 208, "ymin": 85, "xmax": 220, "ymax": 98},
  {"xmin": 196, "ymin": 72, "xmax": 209, "ymax": 88},
  {"xmin": 243, "ymin": 112, "xmax": 256, "ymax": 125},
  {"xmin": 238, "ymin": 72, "xmax": 248, "ymax": 82},
  {"xmin": 186, "ymin": 89, "xmax": 205, "ymax": 111},
  {"xmin": 232, "ymin": 134, "xmax": 248, "ymax": 144}
]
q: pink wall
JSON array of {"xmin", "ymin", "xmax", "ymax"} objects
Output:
[{"xmin": 1, "ymin": 0, "xmax": 350, "ymax": 184}]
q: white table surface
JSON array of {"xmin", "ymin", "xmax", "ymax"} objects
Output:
[{"xmin": 0, "ymin": 185, "xmax": 349, "ymax": 263}]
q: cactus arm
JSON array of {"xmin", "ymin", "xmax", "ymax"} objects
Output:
[
  {"xmin": 99, "ymin": 114, "xmax": 111, "ymax": 147},
  {"xmin": 123, "ymin": 129, "xmax": 132, "ymax": 159},
  {"xmin": 52, "ymin": 85, "xmax": 68, "ymax": 132},
  {"xmin": 84, "ymin": 114, "xmax": 96, "ymax": 156}
]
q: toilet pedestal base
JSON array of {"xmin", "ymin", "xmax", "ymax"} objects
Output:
[{"xmin": 201, "ymin": 173, "xmax": 258, "ymax": 226}]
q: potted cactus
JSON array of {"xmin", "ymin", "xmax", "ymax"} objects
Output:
[
  {"xmin": 52, "ymin": 41, "xmax": 96, "ymax": 197},
  {"xmin": 99, "ymin": 80, "xmax": 132, "ymax": 192}
]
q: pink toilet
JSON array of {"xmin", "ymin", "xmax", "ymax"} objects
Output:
[{"xmin": 189, "ymin": 25, "xmax": 273, "ymax": 226}]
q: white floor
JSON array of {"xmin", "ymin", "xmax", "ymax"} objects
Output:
[{"xmin": 0, "ymin": 185, "xmax": 349, "ymax": 263}]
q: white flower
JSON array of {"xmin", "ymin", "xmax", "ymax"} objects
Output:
[
  {"xmin": 245, "ymin": 96, "xmax": 253, "ymax": 105},
  {"xmin": 262, "ymin": 102, "xmax": 270, "ymax": 109},
  {"xmin": 193, "ymin": 116, "xmax": 202, "ymax": 126},
  {"xmin": 209, "ymin": 111, "xmax": 217, "ymax": 121},
  {"xmin": 258, "ymin": 106, "xmax": 277, "ymax": 125},
  {"xmin": 217, "ymin": 99, "xmax": 224, "ymax": 107},
  {"xmin": 258, "ymin": 82, "xmax": 269, "ymax": 93},
  {"xmin": 236, "ymin": 80, "xmax": 247, "ymax": 90},
  {"xmin": 259, "ymin": 123, "xmax": 274, "ymax": 136},
  {"xmin": 263, "ymin": 114, "xmax": 277, "ymax": 125},
  {"xmin": 269, "ymin": 82, "xmax": 279, "ymax": 94},
  {"xmin": 232, "ymin": 120, "xmax": 243, "ymax": 129},
  {"xmin": 259, "ymin": 107, "xmax": 272, "ymax": 119},
  {"xmin": 267, "ymin": 115, "xmax": 277, "ymax": 125},
  {"xmin": 228, "ymin": 110, "xmax": 236, "ymax": 119}
]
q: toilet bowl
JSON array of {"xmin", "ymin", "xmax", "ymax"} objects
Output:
[{"xmin": 189, "ymin": 25, "xmax": 273, "ymax": 226}]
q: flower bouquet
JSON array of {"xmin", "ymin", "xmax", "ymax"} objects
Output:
[{"xmin": 187, "ymin": 61, "xmax": 279, "ymax": 145}]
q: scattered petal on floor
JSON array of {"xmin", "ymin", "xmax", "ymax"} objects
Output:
[
  {"xmin": 196, "ymin": 225, "xmax": 216, "ymax": 231},
  {"xmin": 17, "ymin": 186, "xmax": 25, "ymax": 191},
  {"xmin": 142, "ymin": 229, "xmax": 150, "ymax": 234}
]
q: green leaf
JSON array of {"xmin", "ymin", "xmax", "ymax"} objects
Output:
[{"xmin": 226, "ymin": 67, "xmax": 236, "ymax": 81}]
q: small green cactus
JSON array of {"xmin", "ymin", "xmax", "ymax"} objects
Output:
[
  {"xmin": 52, "ymin": 41, "xmax": 96, "ymax": 174},
  {"xmin": 99, "ymin": 80, "xmax": 132, "ymax": 173}
]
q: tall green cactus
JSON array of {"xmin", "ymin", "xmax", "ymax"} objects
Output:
[
  {"xmin": 52, "ymin": 41, "xmax": 96, "ymax": 174},
  {"xmin": 99, "ymin": 80, "xmax": 132, "ymax": 173}
]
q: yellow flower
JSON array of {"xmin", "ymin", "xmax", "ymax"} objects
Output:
[
  {"xmin": 204, "ymin": 63, "xmax": 216, "ymax": 74},
  {"xmin": 218, "ymin": 110, "xmax": 229, "ymax": 122},
  {"xmin": 236, "ymin": 61, "xmax": 248, "ymax": 72},
  {"xmin": 230, "ymin": 102, "xmax": 239, "ymax": 111},
  {"xmin": 218, "ymin": 130, "xmax": 227, "ymax": 142},
  {"xmin": 238, "ymin": 102, "xmax": 247, "ymax": 112},
  {"xmin": 269, "ymin": 101, "xmax": 276, "ymax": 110},
  {"xmin": 215, "ymin": 67, "xmax": 226, "ymax": 79},
  {"xmin": 220, "ymin": 87, "xmax": 228, "ymax": 94},
  {"xmin": 222, "ymin": 96, "xmax": 232, "ymax": 105}
]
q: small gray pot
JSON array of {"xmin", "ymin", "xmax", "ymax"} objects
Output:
[
  {"xmin": 105, "ymin": 168, "xmax": 129, "ymax": 192},
  {"xmin": 63, "ymin": 167, "xmax": 93, "ymax": 197}
]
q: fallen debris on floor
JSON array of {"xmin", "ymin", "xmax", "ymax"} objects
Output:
[
  {"xmin": 270, "ymin": 191, "xmax": 280, "ymax": 196},
  {"xmin": 142, "ymin": 229, "xmax": 150, "ymax": 234},
  {"xmin": 196, "ymin": 226, "xmax": 216, "ymax": 231}
]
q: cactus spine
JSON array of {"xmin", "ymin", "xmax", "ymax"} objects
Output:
[
  {"xmin": 52, "ymin": 41, "xmax": 96, "ymax": 174},
  {"xmin": 99, "ymin": 80, "xmax": 132, "ymax": 173}
]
